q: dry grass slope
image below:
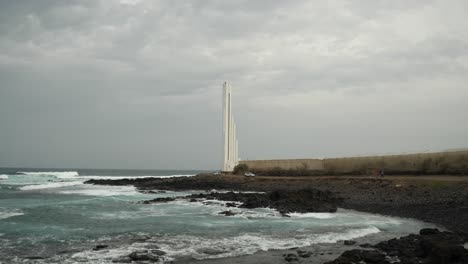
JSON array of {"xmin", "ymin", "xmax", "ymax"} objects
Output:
[{"xmin": 240, "ymin": 151, "xmax": 468, "ymax": 176}]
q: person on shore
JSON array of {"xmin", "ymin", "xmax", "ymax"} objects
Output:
[{"xmin": 380, "ymin": 168, "xmax": 385, "ymax": 177}]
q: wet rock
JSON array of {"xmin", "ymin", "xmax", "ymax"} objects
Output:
[
  {"xmin": 203, "ymin": 201, "xmax": 219, "ymax": 206},
  {"xmin": 202, "ymin": 249, "xmax": 225, "ymax": 255},
  {"xmin": 112, "ymin": 257, "xmax": 132, "ymax": 263},
  {"xmin": 343, "ymin": 240, "xmax": 357, "ymax": 245},
  {"xmin": 141, "ymin": 197, "xmax": 176, "ymax": 204},
  {"xmin": 297, "ymin": 250, "xmax": 312, "ymax": 258},
  {"xmin": 419, "ymin": 228, "xmax": 440, "ymax": 235},
  {"xmin": 189, "ymin": 198, "xmax": 197, "ymax": 202},
  {"xmin": 325, "ymin": 249, "xmax": 387, "ymax": 264},
  {"xmin": 25, "ymin": 256, "xmax": 47, "ymax": 260},
  {"xmin": 218, "ymin": 210, "xmax": 237, "ymax": 216},
  {"xmin": 376, "ymin": 229, "xmax": 468, "ymax": 263},
  {"xmin": 176, "ymin": 189, "xmax": 341, "ymax": 214},
  {"xmin": 128, "ymin": 251, "xmax": 160, "ymax": 262},
  {"xmin": 359, "ymin": 243, "xmax": 374, "ymax": 248},
  {"xmin": 329, "ymin": 229, "xmax": 468, "ymax": 264},
  {"xmin": 281, "ymin": 212, "xmax": 291, "ymax": 217},
  {"xmin": 284, "ymin": 253, "xmax": 299, "ymax": 262},
  {"xmin": 93, "ymin": 245, "xmax": 109, "ymax": 251},
  {"xmin": 226, "ymin": 202, "xmax": 237, "ymax": 207},
  {"xmin": 150, "ymin": 249, "xmax": 166, "ymax": 256},
  {"xmin": 144, "ymin": 190, "xmax": 167, "ymax": 194}
]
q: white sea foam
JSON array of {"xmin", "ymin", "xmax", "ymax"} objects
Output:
[
  {"xmin": 68, "ymin": 226, "xmax": 381, "ymax": 263},
  {"xmin": 19, "ymin": 181, "xmax": 83, "ymax": 190},
  {"xmin": 313, "ymin": 226, "xmax": 380, "ymax": 243},
  {"xmin": 59, "ymin": 185, "xmax": 140, "ymax": 197},
  {"xmin": 0, "ymin": 174, "xmax": 8, "ymax": 179},
  {"xmin": 0, "ymin": 208, "xmax": 24, "ymax": 220},
  {"xmin": 17, "ymin": 171, "xmax": 79, "ymax": 179},
  {"xmin": 157, "ymin": 226, "xmax": 380, "ymax": 260},
  {"xmin": 289, "ymin": 212, "xmax": 336, "ymax": 219}
]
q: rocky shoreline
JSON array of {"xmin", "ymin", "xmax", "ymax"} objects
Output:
[
  {"xmin": 142, "ymin": 189, "xmax": 342, "ymax": 215},
  {"xmin": 85, "ymin": 174, "xmax": 468, "ymax": 263},
  {"xmin": 327, "ymin": 228, "xmax": 468, "ymax": 264}
]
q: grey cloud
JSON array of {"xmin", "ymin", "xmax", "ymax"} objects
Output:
[{"xmin": 0, "ymin": 0, "xmax": 467, "ymax": 169}]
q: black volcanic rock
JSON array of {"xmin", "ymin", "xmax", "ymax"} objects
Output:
[
  {"xmin": 184, "ymin": 189, "xmax": 340, "ymax": 214},
  {"xmin": 343, "ymin": 240, "xmax": 357, "ymax": 246},
  {"xmin": 327, "ymin": 229, "xmax": 468, "ymax": 264},
  {"xmin": 141, "ymin": 197, "xmax": 175, "ymax": 204},
  {"xmin": 218, "ymin": 210, "xmax": 237, "ymax": 216},
  {"xmin": 128, "ymin": 251, "xmax": 160, "ymax": 262},
  {"xmin": 284, "ymin": 253, "xmax": 299, "ymax": 262},
  {"xmin": 140, "ymin": 189, "xmax": 341, "ymax": 214},
  {"xmin": 326, "ymin": 249, "xmax": 387, "ymax": 264},
  {"xmin": 93, "ymin": 245, "xmax": 109, "ymax": 251}
]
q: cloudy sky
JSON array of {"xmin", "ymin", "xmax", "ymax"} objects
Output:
[{"xmin": 1, "ymin": 0, "xmax": 467, "ymax": 170}]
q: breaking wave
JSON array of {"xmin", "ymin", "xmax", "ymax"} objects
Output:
[
  {"xmin": 19, "ymin": 181, "xmax": 83, "ymax": 191},
  {"xmin": 161, "ymin": 226, "xmax": 380, "ymax": 259},
  {"xmin": 69, "ymin": 226, "xmax": 381, "ymax": 263},
  {"xmin": 17, "ymin": 171, "xmax": 79, "ymax": 179},
  {"xmin": 0, "ymin": 208, "xmax": 24, "ymax": 220},
  {"xmin": 58, "ymin": 185, "xmax": 140, "ymax": 197},
  {"xmin": 289, "ymin": 212, "xmax": 336, "ymax": 219},
  {"xmin": 0, "ymin": 175, "xmax": 8, "ymax": 180}
]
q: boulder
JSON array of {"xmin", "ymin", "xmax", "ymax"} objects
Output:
[
  {"xmin": 93, "ymin": 245, "xmax": 109, "ymax": 251},
  {"xmin": 141, "ymin": 197, "xmax": 176, "ymax": 204},
  {"xmin": 325, "ymin": 249, "xmax": 388, "ymax": 264},
  {"xmin": 128, "ymin": 251, "xmax": 160, "ymax": 262},
  {"xmin": 284, "ymin": 253, "xmax": 299, "ymax": 262},
  {"xmin": 329, "ymin": 229, "xmax": 468, "ymax": 264},
  {"xmin": 218, "ymin": 210, "xmax": 237, "ymax": 216},
  {"xmin": 343, "ymin": 240, "xmax": 357, "ymax": 246}
]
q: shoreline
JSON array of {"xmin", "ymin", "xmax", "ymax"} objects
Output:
[
  {"xmin": 86, "ymin": 174, "xmax": 468, "ymax": 232},
  {"xmin": 85, "ymin": 174, "xmax": 468, "ymax": 263}
]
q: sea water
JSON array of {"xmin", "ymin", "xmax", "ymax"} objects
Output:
[{"xmin": 0, "ymin": 168, "xmax": 431, "ymax": 263}]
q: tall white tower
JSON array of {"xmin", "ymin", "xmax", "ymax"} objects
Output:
[{"xmin": 223, "ymin": 81, "xmax": 239, "ymax": 172}]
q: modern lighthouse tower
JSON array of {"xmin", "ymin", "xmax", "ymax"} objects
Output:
[{"xmin": 222, "ymin": 81, "xmax": 239, "ymax": 172}]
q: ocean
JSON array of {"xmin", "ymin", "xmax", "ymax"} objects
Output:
[{"xmin": 0, "ymin": 168, "xmax": 431, "ymax": 263}]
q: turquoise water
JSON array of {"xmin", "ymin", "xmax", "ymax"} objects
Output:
[{"xmin": 0, "ymin": 169, "xmax": 431, "ymax": 263}]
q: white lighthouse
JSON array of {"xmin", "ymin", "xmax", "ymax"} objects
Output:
[{"xmin": 222, "ymin": 81, "xmax": 239, "ymax": 172}]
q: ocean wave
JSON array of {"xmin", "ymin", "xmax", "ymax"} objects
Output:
[
  {"xmin": 0, "ymin": 208, "xmax": 24, "ymax": 220},
  {"xmin": 288, "ymin": 212, "xmax": 336, "ymax": 219},
  {"xmin": 17, "ymin": 171, "xmax": 79, "ymax": 179},
  {"xmin": 58, "ymin": 185, "xmax": 140, "ymax": 197},
  {"xmin": 69, "ymin": 226, "xmax": 380, "ymax": 263},
  {"xmin": 158, "ymin": 226, "xmax": 380, "ymax": 260},
  {"xmin": 0, "ymin": 174, "xmax": 8, "ymax": 180},
  {"xmin": 19, "ymin": 181, "xmax": 83, "ymax": 191}
]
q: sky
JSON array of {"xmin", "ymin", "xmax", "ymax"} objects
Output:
[{"xmin": 1, "ymin": 0, "xmax": 467, "ymax": 170}]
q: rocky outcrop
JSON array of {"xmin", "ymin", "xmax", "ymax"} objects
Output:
[
  {"xmin": 86, "ymin": 173, "xmax": 468, "ymax": 232},
  {"xmin": 92, "ymin": 245, "xmax": 109, "ymax": 251},
  {"xmin": 327, "ymin": 228, "xmax": 468, "ymax": 264},
  {"xmin": 141, "ymin": 197, "xmax": 176, "ymax": 204},
  {"xmin": 218, "ymin": 210, "xmax": 237, "ymax": 216},
  {"xmin": 112, "ymin": 249, "xmax": 166, "ymax": 263},
  {"xmin": 142, "ymin": 189, "xmax": 342, "ymax": 214}
]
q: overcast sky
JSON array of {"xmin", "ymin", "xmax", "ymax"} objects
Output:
[{"xmin": 1, "ymin": 0, "xmax": 467, "ymax": 170}]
